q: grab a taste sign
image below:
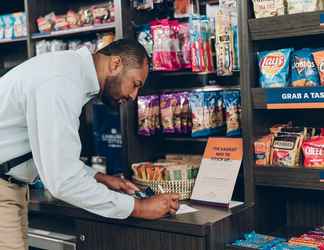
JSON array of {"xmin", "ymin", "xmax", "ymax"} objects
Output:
[{"xmin": 266, "ymin": 87, "xmax": 324, "ymax": 109}]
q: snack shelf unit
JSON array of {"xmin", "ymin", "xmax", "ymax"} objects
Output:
[
  {"xmin": 0, "ymin": 37, "xmax": 28, "ymax": 44},
  {"xmin": 239, "ymin": 0, "xmax": 324, "ymax": 241}
]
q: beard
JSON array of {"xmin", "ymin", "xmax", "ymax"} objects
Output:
[{"xmin": 100, "ymin": 74, "xmax": 123, "ymax": 110}]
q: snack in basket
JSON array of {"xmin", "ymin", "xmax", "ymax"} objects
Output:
[
  {"xmin": 312, "ymin": 51, "xmax": 324, "ymax": 86},
  {"xmin": 258, "ymin": 48, "xmax": 293, "ymax": 88},
  {"xmin": 302, "ymin": 136, "xmax": 324, "ymax": 168},
  {"xmin": 252, "ymin": 0, "xmax": 285, "ymax": 18},
  {"xmin": 291, "ymin": 48, "xmax": 320, "ymax": 87}
]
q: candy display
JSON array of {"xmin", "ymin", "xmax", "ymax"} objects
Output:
[
  {"xmin": 291, "ymin": 48, "xmax": 320, "ymax": 87},
  {"xmin": 0, "ymin": 12, "xmax": 27, "ymax": 40},
  {"xmin": 36, "ymin": 2, "xmax": 114, "ymax": 33},
  {"xmin": 258, "ymin": 48, "xmax": 293, "ymax": 88}
]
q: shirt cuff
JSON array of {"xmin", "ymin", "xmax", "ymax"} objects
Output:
[{"xmin": 113, "ymin": 193, "xmax": 135, "ymax": 219}]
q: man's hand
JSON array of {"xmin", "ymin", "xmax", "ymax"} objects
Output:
[
  {"xmin": 95, "ymin": 173, "xmax": 139, "ymax": 195},
  {"xmin": 131, "ymin": 194, "xmax": 180, "ymax": 220}
]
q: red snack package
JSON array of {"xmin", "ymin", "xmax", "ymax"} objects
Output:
[
  {"xmin": 66, "ymin": 10, "xmax": 81, "ymax": 29},
  {"xmin": 53, "ymin": 15, "xmax": 69, "ymax": 31},
  {"xmin": 151, "ymin": 19, "xmax": 181, "ymax": 71},
  {"xmin": 302, "ymin": 136, "xmax": 324, "ymax": 168}
]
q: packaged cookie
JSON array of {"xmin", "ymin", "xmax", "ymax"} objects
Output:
[
  {"xmin": 312, "ymin": 51, "xmax": 324, "ymax": 86},
  {"xmin": 189, "ymin": 92, "xmax": 205, "ymax": 137},
  {"xmin": 291, "ymin": 48, "xmax": 320, "ymax": 87},
  {"xmin": 258, "ymin": 48, "xmax": 293, "ymax": 88},
  {"xmin": 270, "ymin": 135, "xmax": 301, "ymax": 167},
  {"xmin": 223, "ymin": 91, "xmax": 241, "ymax": 137},
  {"xmin": 302, "ymin": 136, "xmax": 324, "ymax": 168},
  {"xmin": 252, "ymin": 0, "xmax": 285, "ymax": 18}
]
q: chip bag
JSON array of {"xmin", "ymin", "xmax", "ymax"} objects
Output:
[
  {"xmin": 312, "ymin": 51, "xmax": 324, "ymax": 86},
  {"xmin": 291, "ymin": 48, "xmax": 320, "ymax": 87},
  {"xmin": 258, "ymin": 48, "xmax": 293, "ymax": 88}
]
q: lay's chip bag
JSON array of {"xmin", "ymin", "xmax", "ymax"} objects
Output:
[
  {"xmin": 291, "ymin": 48, "xmax": 320, "ymax": 87},
  {"xmin": 258, "ymin": 48, "xmax": 293, "ymax": 88}
]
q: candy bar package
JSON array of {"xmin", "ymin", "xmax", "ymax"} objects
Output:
[
  {"xmin": 203, "ymin": 91, "xmax": 225, "ymax": 135},
  {"xmin": 178, "ymin": 22, "xmax": 192, "ymax": 69},
  {"xmin": 223, "ymin": 90, "xmax": 241, "ymax": 137},
  {"xmin": 258, "ymin": 48, "xmax": 293, "ymax": 88},
  {"xmin": 287, "ymin": 0, "xmax": 323, "ymax": 14},
  {"xmin": 291, "ymin": 48, "xmax": 320, "ymax": 87},
  {"xmin": 189, "ymin": 92, "xmax": 205, "ymax": 137},
  {"xmin": 233, "ymin": 231, "xmax": 285, "ymax": 249},
  {"xmin": 252, "ymin": 0, "xmax": 285, "ymax": 18},
  {"xmin": 174, "ymin": 0, "xmax": 193, "ymax": 18},
  {"xmin": 312, "ymin": 51, "xmax": 324, "ymax": 86},
  {"xmin": 136, "ymin": 24, "xmax": 153, "ymax": 60},
  {"xmin": 151, "ymin": 19, "xmax": 181, "ymax": 71},
  {"xmin": 302, "ymin": 136, "xmax": 324, "ymax": 168}
]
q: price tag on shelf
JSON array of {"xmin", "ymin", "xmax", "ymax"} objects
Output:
[
  {"xmin": 190, "ymin": 137, "xmax": 243, "ymax": 207},
  {"xmin": 265, "ymin": 87, "xmax": 324, "ymax": 109}
]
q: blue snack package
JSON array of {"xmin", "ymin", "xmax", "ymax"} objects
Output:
[
  {"xmin": 271, "ymin": 243, "xmax": 317, "ymax": 250},
  {"xmin": 233, "ymin": 231, "xmax": 285, "ymax": 250},
  {"xmin": 203, "ymin": 91, "xmax": 225, "ymax": 136},
  {"xmin": 189, "ymin": 91, "xmax": 205, "ymax": 137},
  {"xmin": 291, "ymin": 48, "xmax": 320, "ymax": 87},
  {"xmin": 222, "ymin": 90, "xmax": 241, "ymax": 137},
  {"xmin": 258, "ymin": 48, "xmax": 293, "ymax": 88}
]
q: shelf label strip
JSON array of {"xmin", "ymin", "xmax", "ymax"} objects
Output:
[{"xmin": 265, "ymin": 87, "xmax": 324, "ymax": 109}]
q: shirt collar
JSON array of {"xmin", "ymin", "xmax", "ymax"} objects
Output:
[{"xmin": 75, "ymin": 47, "xmax": 100, "ymax": 100}]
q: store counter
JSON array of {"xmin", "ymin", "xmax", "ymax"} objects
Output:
[{"xmin": 28, "ymin": 189, "xmax": 254, "ymax": 250}]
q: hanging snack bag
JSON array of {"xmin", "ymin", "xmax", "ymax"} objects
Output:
[
  {"xmin": 190, "ymin": 15, "xmax": 202, "ymax": 72},
  {"xmin": 189, "ymin": 92, "xmax": 205, "ymax": 137},
  {"xmin": 252, "ymin": 0, "xmax": 285, "ymax": 18},
  {"xmin": 291, "ymin": 48, "xmax": 320, "ymax": 87},
  {"xmin": 160, "ymin": 94, "xmax": 176, "ymax": 134},
  {"xmin": 180, "ymin": 92, "xmax": 191, "ymax": 134},
  {"xmin": 178, "ymin": 22, "xmax": 192, "ymax": 69},
  {"xmin": 302, "ymin": 136, "xmax": 324, "ymax": 168},
  {"xmin": 136, "ymin": 24, "xmax": 153, "ymax": 60},
  {"xmin": 223, "ymin": 90, "xmax": 241, "ymax": 137},
  {"xmin": 203, "ymin": 91, "xmax": 225, "ymax": 136},
  {"xmin": 258, "ymin": 48, "xmax": 293, "ymax": 88},
  {"xmin": 312, "ymin": 51, "xmax": 324, "ymax": 86},
  {"xmin": 138, "ymin": 96, "xmax": 151, "ymax": 136}
]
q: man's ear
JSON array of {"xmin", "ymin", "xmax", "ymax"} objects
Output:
[{"xmin": 108, "ymin": 56, "xmax": 123, "ymax": 76}]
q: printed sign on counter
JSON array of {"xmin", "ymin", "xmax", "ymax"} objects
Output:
[
  {"xmin": 190, "ymin": 137, "xmax": 243, "ymax": 207},
  {"xmin": 266, "ymin": 87, "xmax": 324, "ymax": 109}
]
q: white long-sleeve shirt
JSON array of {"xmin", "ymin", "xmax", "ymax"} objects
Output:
[{"xmin": 0, "ymin": 47, "xmax": 135, "ymax": 219}]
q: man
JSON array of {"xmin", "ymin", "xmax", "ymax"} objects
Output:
[{"xmin": 0, "ymin": 39, "xmax": 180, "ymax": 250}]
